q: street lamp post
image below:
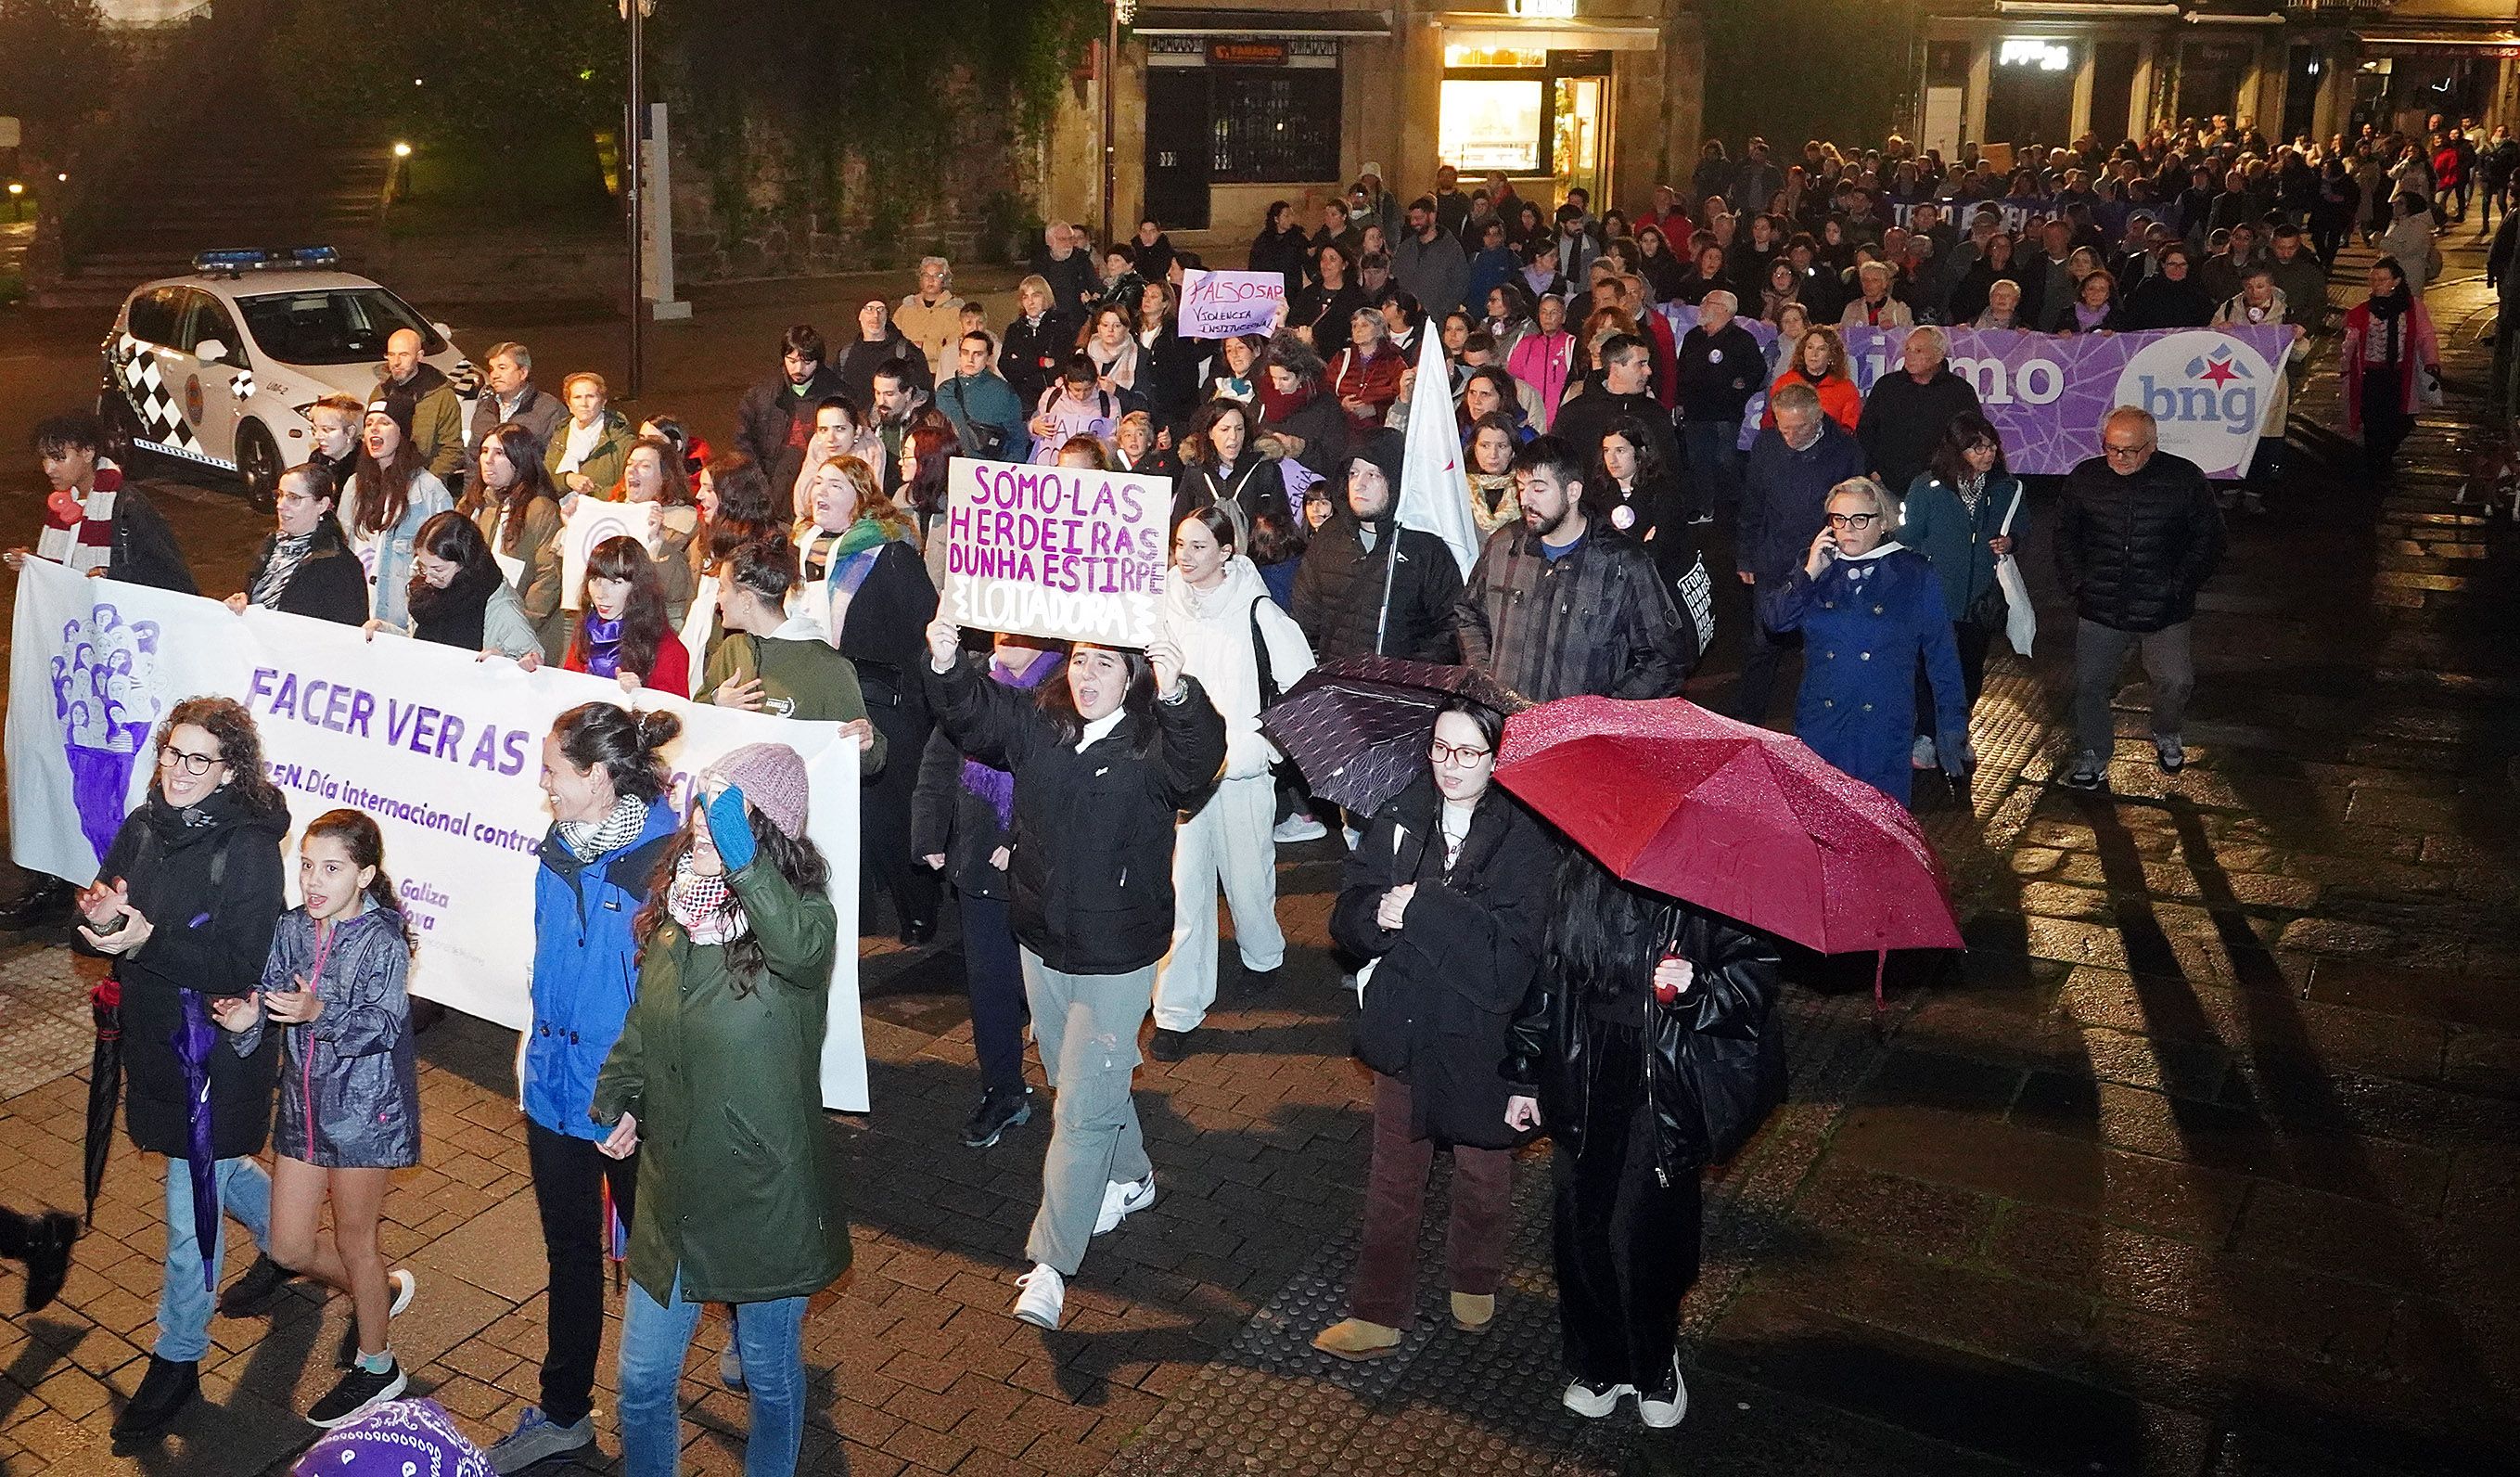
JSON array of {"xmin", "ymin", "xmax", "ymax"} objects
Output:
[
  {"xmin": 624, "ymin": 0, "xmax": 653, "ymax": 400},
  {"xmin": 1103, "ymin": 0, "xmax": 1135, "ymax": 252}
]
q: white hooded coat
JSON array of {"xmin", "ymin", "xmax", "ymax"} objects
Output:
[{"xmin": 1160, "ymin": 556, "xmax": 1316, "ymax": 780}]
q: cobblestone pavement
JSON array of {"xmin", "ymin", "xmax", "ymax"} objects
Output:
[{"xmin": 0, "ymin": 244, "xmax": 2514, "ymax": 1477}]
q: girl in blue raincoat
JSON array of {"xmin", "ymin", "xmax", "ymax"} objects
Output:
[
  {"xmin": 1759, "ymin": 477, "xmax": 1969, "ymax": 807},
  {"xmin": 215, "ymin": 808, "xmax": 419, "ymax": 1430}
]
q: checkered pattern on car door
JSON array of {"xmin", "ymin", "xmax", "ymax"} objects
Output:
[{"xmin": 109, "ymin": 331, "xmax": 209, "ymax": 459}]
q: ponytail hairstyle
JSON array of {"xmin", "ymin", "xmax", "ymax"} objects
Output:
[
  {"xmin": 304, "ymin": 808, "xmax": 415, "ymax": 946},
  {"xmin": 549, "ymin": 701, "xmax": 681, "ymax": 803},
  {"xmin": 568, "ymin": 534, "xmax": 672, "ymax": 681}
]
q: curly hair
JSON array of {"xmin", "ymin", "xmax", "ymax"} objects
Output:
[{"xmin": 156, "ymin": 695, "xmax": 287, "ymax": 816}]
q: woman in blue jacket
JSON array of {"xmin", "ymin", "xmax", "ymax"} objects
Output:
[
  {"xmin": 1899, "ymin": 414, "xmax": 2023, "ymax": 769},
  {"xmin": 484, "ymin": 703, "xmax": 684, "ymax": 1473},
  {"xmin": 1761, "ymin": 477, "xmax": 1968, "ymax": 807}
]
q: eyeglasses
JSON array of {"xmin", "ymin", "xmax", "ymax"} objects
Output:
[
  {"xmin": 1428, "ymin": 740, "xmax": 1493, "ymax": 766},
  {"xmin": 2103, "ymin": 443, "xmax": 2152, "ymax": 459},
  {"xmin": 1826, "ymin": 512, "xmax": 1879, "ymax": 529},
  {"xmin": 159, "ymin": 746, "xmax": 223, "ymax": 775}
]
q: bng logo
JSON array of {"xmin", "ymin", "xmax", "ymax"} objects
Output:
[{"xmin": 2112, "ymin": 331, "xmax": 2271, "ymax": 475}]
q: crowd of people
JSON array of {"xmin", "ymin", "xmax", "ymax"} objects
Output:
[{"xmin": 0, "ymin": 102, "xmax": 2475, "ymax": 1471}]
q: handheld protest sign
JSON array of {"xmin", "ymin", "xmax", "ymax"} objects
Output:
[{"xmin": 938, "ymin": 456, "xmax": 1170, "ymax": 647}]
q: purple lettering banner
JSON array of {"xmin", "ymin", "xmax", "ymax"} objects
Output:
[{"xmin": 1661, "ymin": 304, "xmax": 2296, "ymax": 478}]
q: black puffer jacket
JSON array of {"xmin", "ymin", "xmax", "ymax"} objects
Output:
[
  {"xmin": 1506, "ymin": 896, "xmax": 1784, "ymax": 1181},
  {"xmin": 2054, "ymin": 449, "xmax": 2226, "ymax": 633},
  {"xmin": 1331, "ymin": 774, "xmax": 1555, "ymax": 1149},
  {"xmin": 923, "ymin": 656, "xmax": 1226, "ymax": 975},
  {"xmin": 911, "ymin": 726, "xmax": 1014, "ymax": 901},
  {"xmin": 80, "ymin": 787, "xmax": 290, "ymax": 1159},
  {"xmin": 1293, "ymin": 514, "xmax": 1465, "ymax": 662}
]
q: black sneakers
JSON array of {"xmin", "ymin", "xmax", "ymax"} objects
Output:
[
  {"xmin": 962, "ymin": 1085, "xmax": 1034, "ymax": 1149},
  {"xmin": 111, "ymin": 1355, "xmax": 198, "ymax": 1438},
  {"xmin": 306, "ymin": 1359, "xmax": 406, "ymax": 1429},
  {"xmin": 21, "ymin": 1210, "xmax": 77, "ymax": 1314},
  {"xmin": 1148, "ymin": 1028, "xmax": 1194, "ymax": 1063},
  {"xmin": 218, "ymin": 1252, "xmax": 297, "ymax": 1317}
]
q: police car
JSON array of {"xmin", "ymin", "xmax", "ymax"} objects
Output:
[{"xmin": 96, "ymin": 247, "xmax": 480, "ymax": 508}]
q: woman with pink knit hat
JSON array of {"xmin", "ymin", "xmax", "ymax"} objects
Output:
[{"xmin": 590, "ymin": 741, "xmax": 847, "ymax": 1477}]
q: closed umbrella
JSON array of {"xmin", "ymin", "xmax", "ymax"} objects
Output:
[
  {"xmin": 1260, "ymin": 656, "xmax": 1524, "ymax": 817},
  {"xmin": 81, "ymin": 976, "xmax": 123, "ymax": 1227},
  {"xmin": 173, "ymin": 991, "xmax": 223, "ymax": 1288},
  {"xmin": 1492, "ymin": 696, "xmax": 1962, "ymax": 1017}
]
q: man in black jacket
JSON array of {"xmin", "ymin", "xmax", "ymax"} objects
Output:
[
  {"xmin": 1674, "ymin": 291, "xmax": 1762, "ymax": 520},
  {"xmin": 1551, "ymin": 335, "xmax": 1681, "ymax": 487},
  {"xmin": 2055, "ymin": 407, "xmax": 2225, "ymax": 790},
  {"xmin": 733, "ymin": 325, "xmax": 847, "ymax": 470},
  {"xmin": 1856, "ymin": 327, "xmax": 1984, "ymax": 499},
  {"xmin": 1293, "ymin": 430, "xmax": 1464, "ymax": 663},
  {"xmin": 1030, "ymin": 223, "xmax": 1104, "ymax": 319}
]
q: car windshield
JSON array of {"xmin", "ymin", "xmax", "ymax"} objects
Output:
[{"xmin": 233, "ymin": 288, "xmax": 446, "ymax": 366}]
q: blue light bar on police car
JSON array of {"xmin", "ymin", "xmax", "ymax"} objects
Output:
[{"xmin": 191, "ymin": 246, "xmax": 342, "ymax": 275}]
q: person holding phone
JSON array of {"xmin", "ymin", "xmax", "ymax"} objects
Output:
[{"xmin": 1759, "ymin": 477, "xmax": 1968, "ymax": 807}]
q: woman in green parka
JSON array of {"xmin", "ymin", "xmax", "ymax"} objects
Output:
[{"xmin": 591, "ymin": 740, "xmax": 845, "ymax": 1477}]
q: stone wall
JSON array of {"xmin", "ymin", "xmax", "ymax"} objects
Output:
[{"xmin": 666, "ymin": 67, "xmax": 1038, "ymax": 285}]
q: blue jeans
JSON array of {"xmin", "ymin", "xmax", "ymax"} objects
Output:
[
  {"xmin": 618, "ymin": 1272, "xmax": 811, "ymax": 1477},
  {"xmin": 158, "ymin": 1155, "xmax": 273, "ymax": 1361},
  {"xmin": 1681, "ymin": 418, "xmax": 1745, "ymax": 516}
]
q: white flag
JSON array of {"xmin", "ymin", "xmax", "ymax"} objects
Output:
[{"xmin": 1398, "ymin": 326, "xmax": 1481, "ymax": 579}]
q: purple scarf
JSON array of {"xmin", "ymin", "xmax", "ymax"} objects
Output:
[
  {"xmin": 581, "ymin": 611, "xmax": 624, "ymax": 678},
  {"xmin": 960, "ymin": 649, "xmax": 1062, "ymax": 826}
]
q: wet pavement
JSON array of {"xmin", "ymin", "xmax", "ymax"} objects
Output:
[{"xmin": 0, "ymin": 242, "xmax": 2514, "ymax": 1476}]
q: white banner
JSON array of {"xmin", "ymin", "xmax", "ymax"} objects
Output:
[
  {"xmin": 937, "ymin": 456, "xmax": 1168, "ymax": 647},
  {"xmin": 1178, "ymin": 267, "xmax": 1287, "ymax": 338},
  {"xmin": 7, "ymin": 559, "xmax": 870, "ymax": 1111},
  {"xmin": 558, "ymin": 497, "xmax": 660, "ymax": 610}
]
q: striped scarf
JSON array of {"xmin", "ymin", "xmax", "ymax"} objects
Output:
[
  {"xmin": 249, "ymin": 533, "xmax": 315, "ymax": 610},
  {"xmin": 35, "ymin": 464, "xmax": 122, "ymax": 574}
]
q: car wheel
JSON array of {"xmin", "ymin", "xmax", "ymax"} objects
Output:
[
  {"xmin": 237, "ymin": 421, "xmax": 281, "ymax": 513},
  {"xmin": 99, "ymin": 391, "xmax": 149, "ymax": 473}
]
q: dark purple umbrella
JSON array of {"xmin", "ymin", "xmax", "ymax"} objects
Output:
[
  {"xmin": 82, "ymin": 976, "xmax": 123, "ymax": 1227},
  {"xmin": 173, "ymin": 990, "xmax": 221, "ymax": 1288},
  {"xmin": 1260, "ymin": 656, "xmax": 1525, "ymax": 817}
]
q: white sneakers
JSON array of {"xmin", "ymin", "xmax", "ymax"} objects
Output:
[
  {"xmin": 1638, "ymin": 1354, "xmax": 1689, "ymax": 1429},
  {"xmin": 1272, "ymin": 814, "xmax": 1328, "ymax": 843},
  {"xmin": 1564, "ymin": 1353, "xmax": 1688, "ymax": 1429},
  {"xmin": 1094, "ymin": 1174, "xmax": 1157, "ymax": 1236},
  {"xmin": 1562, "ymin": 1378, "xmax": 1633, "ymax": 1418},
  {"xmin": 1015, "ymin": 1175, "xmax": 1158, "ymax": 1330},
  {"xmin": 1012, "ymin": 1265, "xmax": 1065, "ymax": 1329}
]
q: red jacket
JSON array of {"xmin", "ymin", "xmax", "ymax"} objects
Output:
[
  {"xmin": 565, "ymin": 623, "xmax": 692, "ymax": 694},
  {"xmin": 1331, "ymin": 342, "xmax": 1405, "ymax": 430}
]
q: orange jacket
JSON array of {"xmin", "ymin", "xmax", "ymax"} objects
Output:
[{"xmin": 1759, "ymin": 366, "xmax": 1861, "ymax": 431}]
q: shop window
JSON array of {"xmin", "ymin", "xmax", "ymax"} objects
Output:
[
  {"xmin": 1440, "ymin": 79, "xmax": 1546, "ymax": 173},
  {"xmin": 1445, "ymin": 44, "xmax": 1548, "ymax": 68},
  {"xmin": 1208, "ymin": 71, "xmax": 1343, "ymax": 184}
]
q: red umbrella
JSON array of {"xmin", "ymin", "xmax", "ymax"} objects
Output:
[{"xmin": 1494, "ymin": 697, "xmax": 1961, "ymax": 1011}]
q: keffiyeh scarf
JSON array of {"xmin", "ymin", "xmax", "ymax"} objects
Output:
[
  {"xmin": 559, "ymin": 792, "xmax": 646, "ymax": 860},
  {"xmin": 667, "ymin": 851, "xmax": 746, "ymax": 946}
]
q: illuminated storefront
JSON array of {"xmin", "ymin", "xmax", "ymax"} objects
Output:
[{"xmin": 1041, "ymin": 0, "xmax": 1703, "ymax": 249}]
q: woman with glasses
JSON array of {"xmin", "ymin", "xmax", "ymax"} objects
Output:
[
  {"xmin": 1313, "ymin": 699, "xmax": 1553, "ymax": 1361},
  {"xmin": 75, "ymin": 698, "xmax": 293, "ymax": 1440},
  {"xmin": 1759, "ymin": 477, "xmax": 1967, "ymax": 806}
]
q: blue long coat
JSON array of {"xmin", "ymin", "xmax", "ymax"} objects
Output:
[{"xmin": 1760, "ymin": 545, "xmax": 1968, "ymax": 806}]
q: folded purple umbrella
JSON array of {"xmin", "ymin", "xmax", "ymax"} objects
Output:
[{"xmin": 173, "ymin": 990, "xmax": 221, "ymax": 1289}]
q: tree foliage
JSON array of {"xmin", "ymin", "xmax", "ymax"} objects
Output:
[
  {"xmin": 0, "ymin": 0, "xmax": 123, "ymax": 129},
  {"xmin": 265, "ymin": 0, "xmax": 622, "ymax": 145}
]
